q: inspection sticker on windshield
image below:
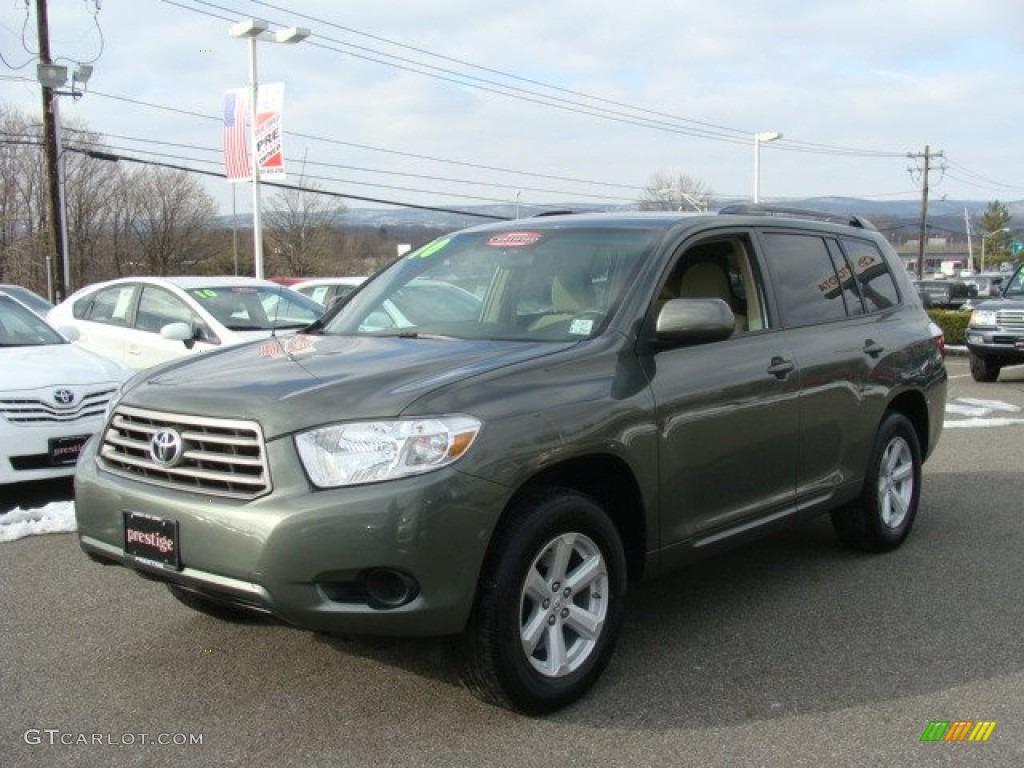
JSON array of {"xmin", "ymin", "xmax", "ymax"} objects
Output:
[
  {"xmin": 569, "ymin": 318, "xmax": 594, "ymax": 336},
  {"xmin": 486, "ymin": 232, "xmax": 543, "ymax": 248},
  {"xmin": 407, "ymin": 237, "xmax": 450, "ymax": 260}
]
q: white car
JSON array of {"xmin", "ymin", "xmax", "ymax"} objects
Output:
[
  {"xmin": 291, "ymin": 276, "xmax": 367, "ymax": 308},
  {"xmin": 47, "ymin": 276, "xmax": 325, "ymax": 371},
  {"xmin": 0, "ymin": 283, "xmax": 54, "ymax": 316},
  {"xmin": 0, "ymin": 293, "xmax": 131, "ymax": 485}
]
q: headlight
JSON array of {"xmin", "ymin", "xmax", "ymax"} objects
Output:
[
  {"xmin": 969, "ymin": 309, "xmax": 997, "ymax": 329},
  {"xmin": 295, "ymin": 415, "xmax": 482, "ymax": 488}
]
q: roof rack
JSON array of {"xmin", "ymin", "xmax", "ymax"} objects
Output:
[
  {"xmin": 717, "ymin": 204, "xmax": 876, "ymax": 231},
  {"xmin": 530, "ymin": 209, "xmax": 582, "ymax": 218}
]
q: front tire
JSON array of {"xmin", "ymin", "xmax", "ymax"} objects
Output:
[
  {"xmin": 832, "ymin": 412, "xmax": 922, "ymax": 553},
  {"xmin": 968, "ymin": 351, "xmax": 1001, "ymax": 383},
  {"xmin": 452, "ymin": 488, "xmax": 627, "ymax": 714}
]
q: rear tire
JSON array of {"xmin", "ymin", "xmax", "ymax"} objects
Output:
[
  {"xmin": 968, "ymin": 351, "xmax": 1001, "ymax": 382},
  {"xmin": 832, "ymin": 412, "xmax": 921, "ymax": 553},
  {"xmin": 451, "ymin": 488, "xmax": 627, "ymax": 714}
]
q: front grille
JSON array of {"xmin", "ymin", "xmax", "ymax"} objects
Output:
[
  {"xmin": 0, "ymin": 387, "xmax": 118, "ymax": 424},
  {"xmin": 97, "ymin": 405, "xmax": 271, "ymax": 499},
  {"xmin": 996, "ymin": 309, "xmax": 1024, "ymax": 330}
]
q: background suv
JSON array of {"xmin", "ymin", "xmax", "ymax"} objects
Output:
[
  {"xmin": 74, "ymin": 206, "xmax": 947, "ymax": 714},
  {"xmin": 965, "ymin": 262, "xmax": 1024, "ymax": 381}
]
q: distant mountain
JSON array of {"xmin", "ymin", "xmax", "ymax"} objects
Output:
[{"xmin": 216, "ymin": 197, "xmax": 1023, "ymax": 238}]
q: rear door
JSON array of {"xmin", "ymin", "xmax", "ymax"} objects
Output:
[
  {"xmin": 756, "ymin": 229, "xmax": 902, "ymax": 508},
  {"xmin": 72, "ymin": 282, "xmax": 139, "ymax": 365}
]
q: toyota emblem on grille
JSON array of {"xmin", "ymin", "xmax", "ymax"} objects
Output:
[
  {"xmin": 150, "ymin": 429, "xmax": 184, "ymax": 467},
  {"xmin": 53, "ymin": 388, "xmax": 75, "ymax": 406}
]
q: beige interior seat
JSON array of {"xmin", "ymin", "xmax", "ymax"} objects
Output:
[
  {"xmin": 678, "ymin": 262, "xmax": 747, "ymax": 333},
  {"xmin": 530, "ymin": 267, "xmax": 595, "ymax": 330}
]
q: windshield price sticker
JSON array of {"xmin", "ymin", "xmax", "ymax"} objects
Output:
[{"xmin": 486, "ymin": 232, "xmax": 543, "ymax": 248}]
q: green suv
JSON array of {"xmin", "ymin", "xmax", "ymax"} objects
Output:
[{"xmin": 75, "ymin": 207, "xmax": 947, "ymax": 713}]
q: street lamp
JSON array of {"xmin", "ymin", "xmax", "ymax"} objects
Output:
[
  {"xmin": 753, "ymin": 131, "xmax": 782, "ymax": 204},
  {"xmin": 980, "ymin": 228, "xmax": 1010, "ymax": 273},
  {"xmin": 229, "ymin": 18, "xmax": 310, "ymax": 280}
]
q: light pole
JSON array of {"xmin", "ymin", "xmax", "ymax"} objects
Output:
[
  {"xmin": 229, "ymin": 18, "xmax": 309, "ymax": 280},
  {"xmin": 980, "ymin": 228, "xmax": 1010, "ymax": 273},
  {"xmin": 753, "ymin": 131, "xmax": 782, "ymax": 204}
]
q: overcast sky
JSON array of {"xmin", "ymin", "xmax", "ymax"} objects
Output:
[{"xmin": 3, "ymin": 0, "xmax": 1024, "ymax": 217}]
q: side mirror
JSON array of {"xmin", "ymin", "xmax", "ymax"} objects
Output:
[
  {"xmin": 160, "ymin": 322, "xmax": 192, "ymax": 341},
  {"xmin": 655, "ymin": 298, "xmax": 735, "ymax": 343}
]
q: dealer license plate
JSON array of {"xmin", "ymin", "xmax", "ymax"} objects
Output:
[
  {"xmin": 48, "ymin": 434, "xmax": 90, "ymax": 466},
  {"xmin": 123, "ymin": 511, "xmax": 181, "ymax": 570}
]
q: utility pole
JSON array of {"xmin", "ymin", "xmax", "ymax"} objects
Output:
[
  {"xmin": 36, "ymin": 0, "xmax": 68, "ymax": 302},
  {"xmin": 964, "ymin": 207, "xmax": 974, "ymax": 272},
  {"xmin": 907, "ymin": 145, "xmax": 944, "ymax": 279}
]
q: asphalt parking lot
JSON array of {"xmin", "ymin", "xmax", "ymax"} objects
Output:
[{"xmin": 2, "ymin": 356, "xmax": 1022, "ymax": 767}]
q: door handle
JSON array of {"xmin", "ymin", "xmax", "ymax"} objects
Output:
[
  {"xmin": 863, "ymin": 339, "xmax": 884, "ymax": 358},
  {"xmin": 766, "ymin": 356, "xmax": 795, "ymax": 379}
]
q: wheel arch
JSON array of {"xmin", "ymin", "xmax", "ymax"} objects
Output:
[
  {"xmin": 492, "ymin": 454, "xmax": 648, "ymax": 584},
  {"xmin": 886, "ymin": 390, "xmax": 929, "ymax": 456}
]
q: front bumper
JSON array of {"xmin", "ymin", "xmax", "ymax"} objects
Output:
[
  {"xmin": 965, "ymin": 329, "xmax": 1024, "ymax": 363},
  {"xmin": 74, "ymin": 435, "xmax": 510, "ymax": 636},
  {"xmin": 0, "ymin": 422, "xmax": 98, "ymax": 486}
]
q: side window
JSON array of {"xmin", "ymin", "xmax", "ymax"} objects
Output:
[
  {"xmin": 82, "ymin": 285, "xmax": 136, "ymax": 326},
  {"xmin": 824, "ymin": 240, "xmax": 866, "ymax": 316},
  {"xmin": 761, "ymin": 232, "xmax": 848, "ymax": 327},
  {"xmin": 135, "ymin": 286, "xmax": 194, "ymax": 333},
  {"xmin": 840, "ymin": 238, "xmax": 900, "ymax": 312},
  {"xmin": 657, "ymin": 235, "xmax": 768, "ymax": 334}
]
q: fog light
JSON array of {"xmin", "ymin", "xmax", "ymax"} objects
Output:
[{"xmin": 365, "ymin": 568, "xmax": 420, "ymax": 609}]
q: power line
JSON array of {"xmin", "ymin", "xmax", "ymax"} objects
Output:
[{"xmin": 170, "ymin": 0, "xmax": 908, "ymax": 158}]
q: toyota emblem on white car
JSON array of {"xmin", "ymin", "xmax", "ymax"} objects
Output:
[{"xmin": 52, "ymin": 388, "xmax": 75, "ymax": 406}]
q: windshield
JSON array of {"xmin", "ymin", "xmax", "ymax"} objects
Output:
[
  {"xmin": 321, "ymin": 227, "xmax": 658, "ymax": 341},
  {"xmin": 189, "ymin": 286, "xmax": 324, "ymax": 331},
  {"xmin": 1004, "ymin": 266, "xmax": 1024, "ymax": 298},
  {"xmin": 0, "ymin": 295, "xmax": 65, "ymax": 346}
]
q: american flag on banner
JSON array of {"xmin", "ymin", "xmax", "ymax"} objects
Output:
[{"xmin": 222, "ymin": 89, "xmax": 249, "ymax": 181}]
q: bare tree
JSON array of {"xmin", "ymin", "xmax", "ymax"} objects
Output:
[
  {"xmin": 125, "ymin": 167, "xmax": 219, "ymax": 275},
  {"xmin": 639, "ymin": 171, "xmax": 712, "ymax": 212},
  {"xmin": 0, "ymin": 106, "xmax": 50, "ymax": 296},
  {"xmin": 264, "ymin": 181, "xmax": 344, "ymax": 277}
]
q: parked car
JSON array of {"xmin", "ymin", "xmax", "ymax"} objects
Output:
[
  {"xmin": 0, "ymin": 283, "xmax": 53, "ymax": 317},
  {"xmin": 964, "ymin": 262, "xmax": 1024, "ymax": 381},
  {"xmin": 291, "ymin": 276, "xmax": 367, "ymax": 308},
  {"xmin": 74, "ymin": 207, "xmax": 946, "ymax": 714},
  {"xmin": 48, "ymin": 276, "xmax": 325, "ymax": 371},
  {"xmin": 0, "ymin": 293, "xmax": 131, "ymax": 485},
  {"xmin": 911, "ymin": 278, "xmax": 975, "ymax": 310}
]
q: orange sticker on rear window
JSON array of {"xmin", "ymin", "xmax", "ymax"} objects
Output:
[{"xmin": 486, "ymin": 232, "xmax": 543, "ymax": 248}]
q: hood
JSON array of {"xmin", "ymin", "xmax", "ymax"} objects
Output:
[
  {"xmin": 976, "ymin": 296, "xmax": 1024, "ymax": 311},
  {"xmin": 122, "ymin": 334, "xmax": 573, "ymax": 439},
  {"xmin": 5, "ymin": 343, "xmax": 131, "ymax": 390}
]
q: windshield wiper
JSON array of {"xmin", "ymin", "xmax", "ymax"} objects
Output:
[{"xmin": 395, "ymin": 331, "xmax": 455, "ymax": 340}]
